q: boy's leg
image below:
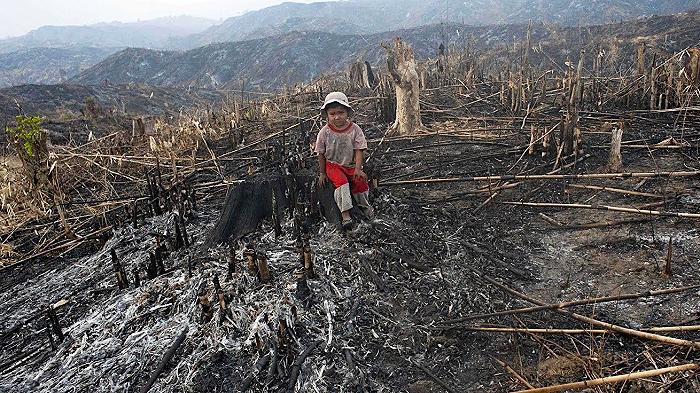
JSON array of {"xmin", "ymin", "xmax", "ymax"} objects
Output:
[
  {"xmin": 334, "ymin": 184, "xmax": 353, "ymax": 213},
  {"xmin": 352, "ymin": 191, "xmax": 374, "ymax": 219},
  {"xmin": 349, "ymin": 174, "xmax": 373, "ymax": 219},
  {"xmin": 324, "ymin": 162, "xmax": 354, "ymax": 215}
]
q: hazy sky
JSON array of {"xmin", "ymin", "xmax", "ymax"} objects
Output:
[{"xmin": 0, "ymin": 0, "xmax": 330, "ymax": 38}]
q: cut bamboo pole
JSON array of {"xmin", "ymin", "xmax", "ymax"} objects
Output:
[
  {"xmin": 380, "ymin": 170, "xmax": 700, "ymax": 186},
  {"xmin": 474, "ymin": 272, "xmax": 700, "ymax": 349},
  {"xmin": 608, "ymin": 123, "xmax": 624, "ymax": 171},
  {"xmin": 512, "ymin": 363, "xmax": 698, "ymax": 393},
  {"xmin": 565, "ymin": 184, "xmax": 664, "ymax": 198},
  {"xmin": 492, "ymin": 357, "xmax": 536, "ymax": 389},
  {"xmin": 503, "ymin": 201, "xmax": 700, "ymax": 219},
  {"xmin": 441, "ymin": 284, "xmax": 700, "ymax": 324},
  {"xmin": 459, "ymin": 325, "xmax": 700, "ymax": 334}
]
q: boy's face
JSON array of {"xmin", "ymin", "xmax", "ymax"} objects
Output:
[{"xmin": 326, "ymin": 106, "xmax": 349, "ymax": 129}]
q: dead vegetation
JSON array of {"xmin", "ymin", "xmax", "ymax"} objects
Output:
[{"xmin": 1, "ymin": 20, "xmax": 700, "ymax": 393}]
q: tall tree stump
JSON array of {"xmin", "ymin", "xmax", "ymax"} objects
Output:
[
  {"xmin": 384, "ymin": 37, "xmax": 425, "ymax": 135},
  {"xmin": 608, "ymin": 122, "xmax": 624, "ymax": 172}
]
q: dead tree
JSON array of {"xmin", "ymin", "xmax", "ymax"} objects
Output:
[
  {"xmin": 349, "ymin": 60, "xmax": 375, "ymax": 89},
  {"xmin": 683, "ymin": 48, "xmax": 700, "ymax": 87},
  {"xmin": 384, "ymin": 37, "xmax": 425, "ymax": 135}
]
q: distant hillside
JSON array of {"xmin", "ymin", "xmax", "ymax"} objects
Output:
[
  {"xmin": 0, "ymin": 47, "xmax": 115, "ymax": 88},
  {"xmin": 176, "ymin": 0, "xmax": 700, "ymax": 48},
  {"xmin": 0, "ymin": 83, "xmax": 224, "ymax": 121},
  {"xmin": 73, "ymin": 11, "xmax": 700, "ymax": 90},
  {"xmin": 0, "ymin": 15, "xmax": 217, "ymax": 54}
]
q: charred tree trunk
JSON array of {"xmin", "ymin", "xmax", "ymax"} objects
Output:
[
  {"xmin": 207, "ymin": 173, "xmax": 340, "ymax": 245},
  {"xmin": 384, "ymin": 37, "xmax": 424, "ymax": 135}
]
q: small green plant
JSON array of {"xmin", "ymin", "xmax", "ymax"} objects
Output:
[{"xmin": 5, "ymin": 115, "xmax": 44, "ymax": 157}]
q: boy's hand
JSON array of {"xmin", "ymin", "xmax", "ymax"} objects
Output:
[
  {"xmin": 318, "ymin": 173, "xmax": 327, "ymax": 186},
  {"xmin": 353, "ymin": 169, "xmax": 367, "ymax": 181}
]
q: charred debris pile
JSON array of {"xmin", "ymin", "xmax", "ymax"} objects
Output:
[{"xmin": 2, "ymin": 24, "xmax": 700, "ymax": 393}]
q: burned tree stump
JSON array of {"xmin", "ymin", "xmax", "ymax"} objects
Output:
[
  {"xmin": 208, "ymin": 172, "xmax": 341, "ymax": 245},
  {"xmin": 608, "ymin": 122, "xmax": 624, "ymax": 172},
  {"xmin": 384, "ymin": 37, "xmax": 425, "ymax": 135},
  {"xmin": 349, "ymin": 60, "xmax": 376, "ymax": 89}
]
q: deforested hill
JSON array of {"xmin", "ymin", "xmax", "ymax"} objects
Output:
[
  {"xmin": 175, "ymin": 0, "xmax": 700, "ymax": 48},
  {"xmin": 73, "ymin": 11, "xmax": 700, "ymax": 90}
]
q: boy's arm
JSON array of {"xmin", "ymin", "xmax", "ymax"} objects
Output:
[
  {"xmin": 353, "ymin": 149, "xmax": 367, "ymax": 180},
  {"xmin": 318, "ymin": 153, "xmax": 327, "ymax": 185}
]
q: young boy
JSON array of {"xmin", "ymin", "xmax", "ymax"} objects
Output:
[{"xmin": 314, "ymin": 91, "xmax": 374, "ymax": 229}]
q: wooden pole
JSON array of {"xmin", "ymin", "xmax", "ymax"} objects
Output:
[
  {"xmin": 512, "ymin": 364, "xmax": 698, "ymax": 393},
  {"xmin": 476, "ymin": 272, "xmax": 700, "ymax": 349},
  {"xmin": 503, "ymin": 201, "xmax": 700, "ymax": 219},
  {"xmin": 380, "ymin": 170, "xmax": 700, "ymax": 186},
  {"xmin": 441, "ymin": 284, "xmax": 700, "ymax": 324}
]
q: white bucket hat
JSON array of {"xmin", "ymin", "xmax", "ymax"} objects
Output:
[{"xmin": 320, "ymin": 91, "xmax": 352, "ymax": 111}]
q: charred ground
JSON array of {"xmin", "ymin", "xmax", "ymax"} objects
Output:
[{"xmin": 1, "ymin": 15, "xmax": 700, "ymax": 393}]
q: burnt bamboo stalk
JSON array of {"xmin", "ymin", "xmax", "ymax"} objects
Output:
[
  {"xmin": 410, "ymin": 359, "xmax": 461, "ymax": 393},
  {"xmin": 450, "ymin": 325, "xmax": 700, "ymax": 334},
  {"xmin": 503, "ymin": 201, "xmax": 700, "ymax": 219},
  {"xmin": 492, "ymin": 356, "xmax": 535, "ymax": 389},
  {"xmin": 139, "ymin": 327, "xmax": 188, "ymax": 393},
  {"xmin": 565, "ymin": 184, "xmax": 663, "ymax": 198},
  {"xmin": 665, "ymin": 237, "xmax": 673, "ymax": 276},
  {"xmin": 240, "ymin": 354, "xmax": 271, "ymax": 392},
  {"xmin": 512, "ymin": 364, "xmax": 698, "ymax": 393},
  {"xmin": 257, "ymin": 252, "xmax": 271, "ymax": 284},
  {"xmin": 47, "ymin": 306, "xmax": 64, "ymax": 342},
  {"xmin": 441, "ymin": 284, "xmax": 700, "ymax": 324},
  {"xmin": 380, "ymin": 170, "xmax": 700, "ymax": 186},
  {"xmin": 287, "ymin": 340, "xmax": 324, "ymax": 392},
  {"xmin": 475, "ymin": 272, "xmax": 700, "ymax": 349}
]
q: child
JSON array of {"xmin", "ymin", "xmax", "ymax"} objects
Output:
[{"xmin": 314, "ymin": 92, "xmax": 374, "ymax": 229}]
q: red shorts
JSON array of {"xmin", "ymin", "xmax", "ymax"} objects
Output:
[{"xmin": 325, "ymin": 161, "xmax": 369, "ymax": 194}]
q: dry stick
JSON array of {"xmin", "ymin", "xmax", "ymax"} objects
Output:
[
  {"xmin": 512, "ymin": 364, "xmax": 699, "ymax": 393},
  {"xmin": 381, "ymin": 170, "xmax": 700, "ymax": 186},
  {"xmin": 554, "ymin": 218, "xmax": 653, "ymax": 230},
  {"xmin": 410, "ymin": 359, "xmax": 461, "ymax": 393},
  {"xmin": 287, "ymin": 340, "xmax": 324, "ymax": 392},
  {"xmin": 240, "ymin": 354, "xmax": 272, "ymax": 392},
  {"xmin": 503, "ymin": 201, "xmax": 700, "ymax": 219},
  {"xmin": 565, "ymin": 184, "xmax": 665, "ymax": 198},
  {"xmin": 139, "ymin": 327, "xmax": 188, "ymax": 393},
  {"xmin": 0, "ymin": 226, "xmax": 114, "ymax": 273},
  {"xmin": 458, "ymin": 325, "xmax": 700, "ymax": 335},
  {"xmin": 441, "ymin": 284, "xmax": 700, "ymax": 324},
  {"xmin": 491, "ymin": 356, "xmax": 536, "ymax": 389},
  {"xmin": 475, "ymin": 154, "xmax": 590, "ymax": 213},
  {"xmin": 475, "ymin": 273, "xmax": 700, "ymax": 349}
]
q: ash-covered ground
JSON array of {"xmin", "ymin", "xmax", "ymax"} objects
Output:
[{"xmin": 1, "ymin": 115, "xmax": 700, "ymax": 392}]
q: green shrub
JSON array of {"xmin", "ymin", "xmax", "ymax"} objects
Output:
[{"xmin": 5, "ymin": 115, "xmax": 44, "ymax": 157}]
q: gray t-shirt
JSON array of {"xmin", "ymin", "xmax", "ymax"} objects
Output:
[{"xmin": 314, "ymin": 122, "xmax": 367, "ymax": 167}]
